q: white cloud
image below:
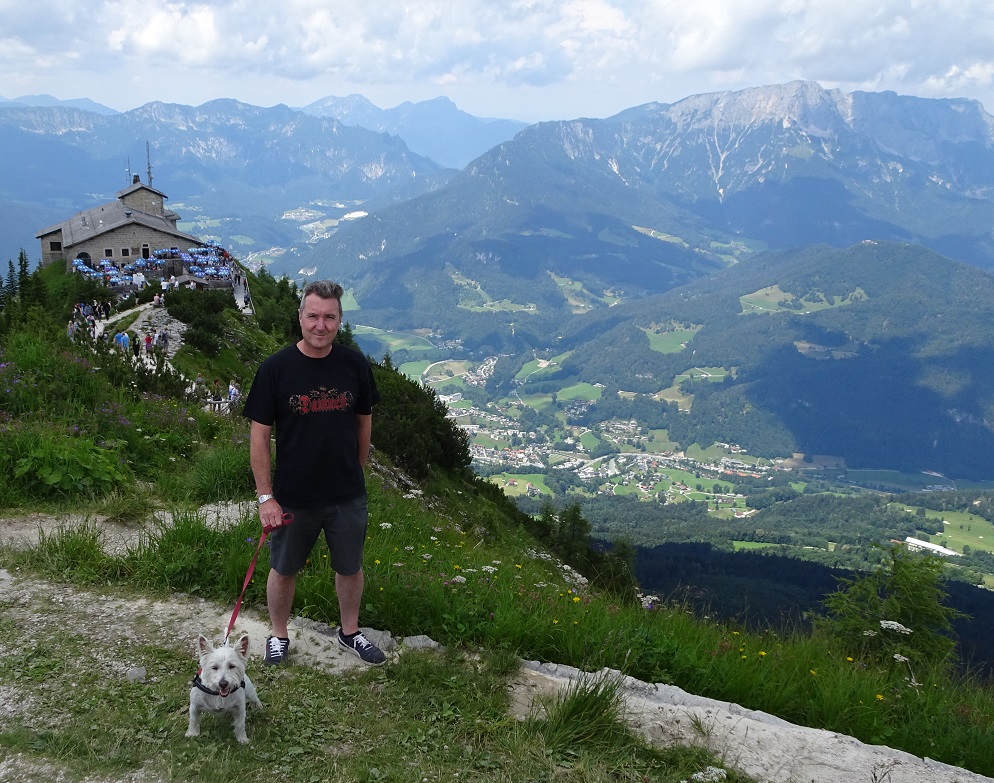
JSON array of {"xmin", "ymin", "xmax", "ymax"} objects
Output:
[{"xmin": 1, "ymin": 0, "xmax": 993, "ymax": 118}]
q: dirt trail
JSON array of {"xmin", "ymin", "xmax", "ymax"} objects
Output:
[{"xmin": 1, "ymin": 511, "xmax": 991, "ymax": 783}]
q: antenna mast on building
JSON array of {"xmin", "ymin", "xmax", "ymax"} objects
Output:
[
  {"xmin": 146, "ymin": 141, "xmax": 153, "ymax": 186},
  {"xmin": 126, "ymin": 157, "xmax": 132, "ymax": 184}
]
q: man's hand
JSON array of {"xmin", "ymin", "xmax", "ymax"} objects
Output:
[{"xmin": 259, "ymin": 497, "xmax": 289, "ymax": 534}]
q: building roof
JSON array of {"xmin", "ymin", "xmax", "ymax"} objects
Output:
[
  {"xmin": 117, "ymin": 181, "xmax": 169, "ymax": 200},
  {"xmin": 36, "ymin": 198, "xmax": 200, "ymax": 248}
]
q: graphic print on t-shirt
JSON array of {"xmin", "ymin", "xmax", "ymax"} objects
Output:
[{"xmin": 289, "ymin": 387, "xmax": 354, "ymax": 415}]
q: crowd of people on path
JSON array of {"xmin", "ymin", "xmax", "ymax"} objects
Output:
[
  {"xmin": 109, "ymin": 326, "xmax": 172, "ymax": 360},
  {"xmin": 66, "ymin": 299, "xmax": 114, "ymax": 340}
]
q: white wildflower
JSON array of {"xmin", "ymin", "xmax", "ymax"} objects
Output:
[
  {"xmin": 893, "ymin": 653, "xmax": 910, "ymax": 663},
  {"xmin": 379, "ymin": 522, "xmax": 392, "ymax": 529},
  {"xmin": 684, "ymin": 767, "xmax": 727, "ymax": 783},
  {"xmin": 451, "ymin": 575, "xmax": 467, "ymax": 584},
  {"xmin": 879, "ymin": 620, "xmax": 913, "ymax": 635}
]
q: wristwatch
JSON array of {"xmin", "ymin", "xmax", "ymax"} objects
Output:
[{"xmin": 257, "ymin": 494, "xmax": 275, "ymax": 505}]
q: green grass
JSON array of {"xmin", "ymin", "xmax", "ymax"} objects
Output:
[
  {"xmin": 353, "ymin": 325, "xmax": 436, "ymax": 354},
  {"xmin": 485, "ymin": 473, "xmax": 553, "ymax": 497},
  {"xmin": 891, "ymin": 505, "xmax": 994, "ymax": 555},
  {"xmin": 515, "ymin": 351, "xmax": 572, "ymax": 382},
  {"xmin": 557, "ymin": 382, "xmax": 603, "ymax": 402},
  {"xmin": 643, "ymin": 328, "xmax": 696, "ymax": 354},
  {"xmin": 6, "ymin": 452, "xmax": 994, "ymax": 780}
]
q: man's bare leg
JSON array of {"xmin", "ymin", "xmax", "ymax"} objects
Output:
[
  {"xmin": 336, "ymin": 569, "xmax": 364, "ymax": 636},
  {"xmin": 267, "ymin": 569, "xmax": 296, "ymax": 637}
]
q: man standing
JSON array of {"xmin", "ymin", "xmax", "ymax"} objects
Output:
[{"xmin": 242, "ymin": 280, "xmax": 385, "ymax": 666}]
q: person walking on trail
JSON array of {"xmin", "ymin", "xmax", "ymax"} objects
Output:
[{"xmin": 242, "ymin": 279, "xmax": 385, "ymax": 666}]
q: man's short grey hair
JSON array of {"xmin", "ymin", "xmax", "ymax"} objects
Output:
[{"xmin": 299, "ymin": 280, "xmax": 344, "ymax": 313}]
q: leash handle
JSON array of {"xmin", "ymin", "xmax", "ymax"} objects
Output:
[
  {"xmin": 223, "ymin": 513, "xmax": 294, "ymax": 643},
  {"xmin": 262, "ymin": 511, "xmax": 295, "ymax": 535}
]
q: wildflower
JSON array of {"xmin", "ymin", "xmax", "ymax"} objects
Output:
[
  {"xmin": 374, "ymin": 559, "xmax": 381, "ymax": 565},
  {"xmin": 553, "ymin": 619, "xmax": 559, "ymax": 624},
  {"xmin": 846, "ymin": 657, "xmax": 854, "ymax": 662},
  {"xmin": 810, "ymin": 670, "xmax": 817, "ymax": 676},
  {"xmin": 515, "ymin": 564, "xmax": 522, "ymax": 569},
  {"xmin": 481, "ymin": 565, "xmax": 498, "ymax": 574},
  {"xmin": 879, "ymin": 620, "xmax": 913, "ymax": 635},
  {"xmin": 572, "ymin": 596, "xmax": 580, "ymax": 603},
  {"xmin": 876, "ymin": 694, "xmax": 884, "ymax": 701},
  {"xmin": 893, "ymin": 653, "xmax": 909, "ymax": 663},
  {"xmin": 758, "ymin": 651, "xmax": 766, "ymax": 657},
  {"xmin": 422, "ymin": 553, "xmax": 433, "ymax": 561},
  {"xmin": 379, "ymin": 522, "xmax": 392, "ymax": 529},
  {"xmin": 451, "ymin": 575, "xmax": 467, "ymax": 584},
  {"xmin": 686, "ymin": 767, "xmax": 727, "ymax": 783},
  {"xmin": 862, "ymin": 630, "xmax": 878, "ymax": 637}
]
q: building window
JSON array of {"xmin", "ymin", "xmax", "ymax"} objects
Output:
[
  {"xmin": 104, "ymin": 248, "xmax": 114, "ymax": 258},
  {"xmin": 121, "ymin": 248, "xmax": 131, "ymax": 258},
  {"xmin": 49, "ymin": 241, "xmax": 62, "ymax": 252}
]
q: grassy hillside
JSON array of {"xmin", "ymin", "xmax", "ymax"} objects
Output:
[{"xmin": 1, "ymin": 263, "xmax": 994, "ymax": 779}]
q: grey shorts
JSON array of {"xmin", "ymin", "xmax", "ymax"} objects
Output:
[{"xmin": 268, "ymin": 494, "xmax": 368, "ymax": 576}]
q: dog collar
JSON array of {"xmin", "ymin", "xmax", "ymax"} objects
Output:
[{"xmin": 192, "ymin": 671, "xmax": 245, "ymax": 698}]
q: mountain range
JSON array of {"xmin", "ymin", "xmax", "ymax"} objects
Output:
[
  {"xmin": 4, "ymin": 81, "xmax": 994, "ymax": 477},
  {"xmin": 286, "ymin": 80, "xmax": 994, "ymax": 319},
  {"xmin": 299, "ymin": 94, "xmax": 528, "ymax": 169}
]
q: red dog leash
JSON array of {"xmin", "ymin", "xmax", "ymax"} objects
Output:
[{"xmin": 223, "ymin": 513, "xmax": 294, "ymax": 644}]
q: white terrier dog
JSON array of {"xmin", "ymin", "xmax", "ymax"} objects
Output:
[{"xmin": 186, "ymin": 633, "xmax": 262, "ymax": 744}]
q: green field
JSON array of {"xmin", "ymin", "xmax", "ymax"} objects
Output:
[
  {"xmin": 487, "ymin": 473, "xmax": 553, "ymax": 497},
  {"xmin": 655, "ymin": 384, "xmax": 694, "ymax": 411},
  {"xmin": 892, "ymin": 504, "xmax": 994, "ymax": 555},
  {"xmin": 515, "ymin": 351, "xmax": 572, "ymax": 382},
  {"xmin": 353, "ymin": 325, "xmax": 435, "ymax": 353},
  {"xmin": 398, "ymin": 360, "xmax": 432, "ymax": 380},
  {"xmin": 673, "ymin": 367, "xmax": 729, "ymax": 383},
  {"xmin": 739, "ymin": 285, "xmax": 866, "ymax": 315},
  {"xmin": 644, "ymin": 328, "xmax": 696, "ymax": 354},
  {"xmin": 578, "ymin": 431, "xmax": 601, "ymax": 450},
  {"xmin": 557, "ymin": 382, "xmax": 603, "ymax": 402},
  {"xmin": 643, "ymin": 429, "xmax": 680, "ymax": 453}
]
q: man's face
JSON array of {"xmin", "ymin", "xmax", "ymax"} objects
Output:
[{"xmin": 298, "ymin": 294, "xmax": 342, "ymax": 356}]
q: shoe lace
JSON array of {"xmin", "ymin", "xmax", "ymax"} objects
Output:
[
  {"xmin": 352, "ymin": 633, "xmax": 371, "ymax": 649},
  {"xmin": 267, "ymin": 637, "xmax": 285, "ymax": 656}
]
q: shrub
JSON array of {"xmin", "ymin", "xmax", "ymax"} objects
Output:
[
  {"xmin": 13, "ymin": 433, "xmax": 132, "ymax": 499},
  {"xmin": 820, "ymin": 546, "xmax": 964, "ymax": 670},
  {"xmin": 372, "ymin": 364, "xmax": 471, "ymax": 479}
]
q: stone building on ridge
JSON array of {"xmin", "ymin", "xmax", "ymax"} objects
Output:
[{"xmin": 36, "ymin": 175, "xmax": 201, "ymax": 272}]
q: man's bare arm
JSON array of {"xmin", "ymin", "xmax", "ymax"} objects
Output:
[
  {"xmin": 250, "ymin": 420, "xmax": 286, "ymax": 528},
  {"xmin": 356, "ymin": 413, "xmax": 372, "ymax": 469}
]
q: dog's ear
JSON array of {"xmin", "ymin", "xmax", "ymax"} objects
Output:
[
  {"xmin": 196, "ymin": 635, "xmax": 213, "ymax": 658},
  {"xmin": 235, "ymin": 634, "xmax": 250, "ymax": 658}
]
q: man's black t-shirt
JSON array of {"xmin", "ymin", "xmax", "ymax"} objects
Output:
[{"xmin": 243, "ymin": 343, "xmax": 379, "ymax": 507}]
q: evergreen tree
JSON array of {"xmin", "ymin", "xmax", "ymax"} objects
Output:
[{"xmin": 4, "ymin": 260, "xmax": 16, "ymax": 302}]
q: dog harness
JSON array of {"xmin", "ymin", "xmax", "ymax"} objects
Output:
[{"xmin": 192, "ymin": 670, "xmax": 246, "ymax": 698}]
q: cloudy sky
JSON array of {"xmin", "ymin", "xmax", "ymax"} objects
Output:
[{"xmin": 1, "ymin": 0, "xmax": 993, "ymax": 122}]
